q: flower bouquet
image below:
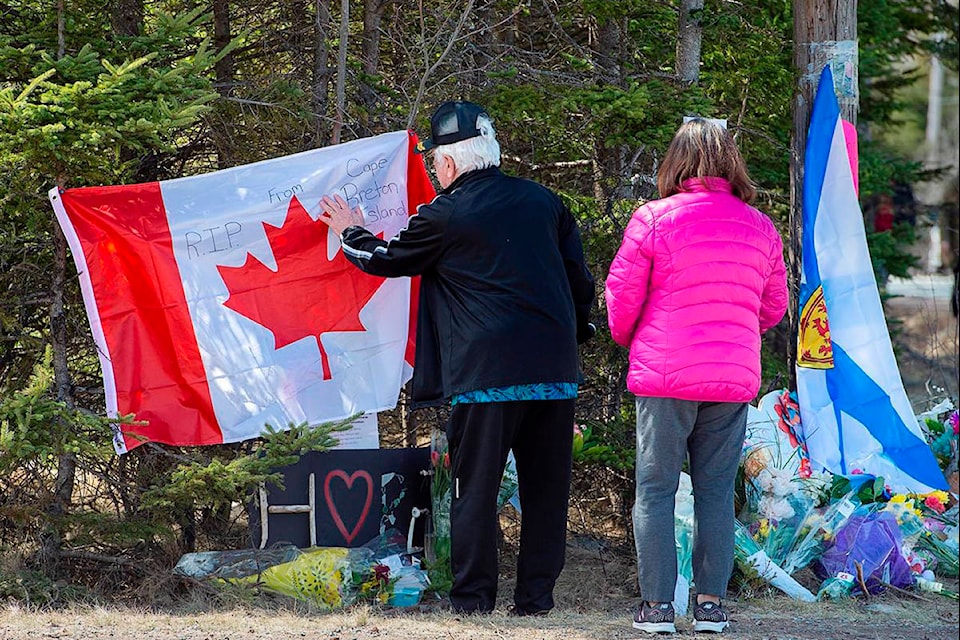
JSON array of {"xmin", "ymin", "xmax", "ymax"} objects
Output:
[
  {"xmin": 173, "ymin": 545, "xmax": 300, "ymax": 580},
  {"xmin": 733, "ymin": 519, "xmax": 816, "ymax": 601},
  {"xmin": 173, "ymin": 529, "xmax": 429, "ymax": 610},
  {"xmin": 814, "ymin": 505, "xmax": 914, "ymax": 595},
  {"xmin": 778, "ymin": 492, "xmax": 861, "ymax": 576},
  {"xmin": 920, "ymin": 406, "xmax": 958, "ymax": 476},
  {"xmin": 741, "ymin": 390, "xmax": 832, "ymax": 571},
  {"xmin": 221, "ymin": 545, "xmax": 371, "ymax": 610},
  {"xmin": 883, "ymin": 491, "xmax": 958, "ymax": 578},
  {"xmin": 673, "ymin": 473, "xmax": 694, "ymax": 615},
  {"xmin": 356, "ymin": 562, "xmax": 397, "ymax": 604},
  {"xmin": 426, "ymin": 426, "xmax": 454, "ymax": 594},
  {"xmin": 891, "ymin": 495, "xmax": 958, "ymax": 593}
]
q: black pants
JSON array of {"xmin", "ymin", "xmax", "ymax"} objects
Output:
[{"xmin": 445, "ymin": 399, "xmax": 575, "ymax": 613}]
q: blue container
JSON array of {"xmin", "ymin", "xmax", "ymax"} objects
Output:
[{"xmin": 388, "ymin": 586, "xmax": 423, "ymax": 607}]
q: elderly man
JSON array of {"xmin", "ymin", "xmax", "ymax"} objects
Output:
[{"xmin": 318, "ymin": 100, "xmax": 595, "ymax": 615}]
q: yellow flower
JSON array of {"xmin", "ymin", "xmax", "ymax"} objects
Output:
[
  {"xmin": 758, "ymin": 519, "xmax": 771, "ymax": 537},
  {"xmin": 885, "ymin": 500, "xmax": 922, "ymax": 523}
]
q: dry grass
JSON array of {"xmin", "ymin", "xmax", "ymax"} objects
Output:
[
  {"xmin": 1, "ymin": 580, "xmax": 958, "ymax": 640},
  {"xmin": 2, "ymin": 499, "xmax": 958, "ymax": 639}
]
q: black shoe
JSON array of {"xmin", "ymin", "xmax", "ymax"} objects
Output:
[
  {"xmin": 507, "ymin": 604, "xmax": 550, "ymax": 617},
  {"xmin": 449, "ymin": 598, "xmax": 494, "ymax": 615},
  {"xmin": 632, "ymin": 601, "xmax": 676, "ymax": 634},
  {"xmin": 692, "ymin": 600, "xmax": 729, "ymax": 633}
]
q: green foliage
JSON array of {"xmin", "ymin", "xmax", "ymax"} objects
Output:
[
  {"xmin": 858, "ymin": 0, "xmax": 956, "ymax": 125},
  {"xmin": 0, "ymin": 8, "xmax": 225, "ymax": 401},
  {"xmin": 868, "ymin": 223, "xmax": 920, "ymax": 280},
  {"xmin": 140, "ymin": 418, "xmax": 353, "ymax": 514},
  {"xmin": 0, "ymin": 347, "xmax": 117, "ymax": 469},
  {"xmin": 0, "ymin": 567, "xmax": 89, "ymax": 605},
  {"xmin": 573, "ymin": 416, "xmax": 635, "ymax": 473},
  {"xmin": 923, "ymin": 413, "xmax": 959, "ymax": 473},
  {"xmin": 759, "ymin": 335, "xmax": 789, "ymax": 396},
  {"xmin": 0, "ymin": 42, "xmax": 219, "ymax": 184},
  {"xmin": 700, "ymin": 0, "xmax": 794, "ymax": 191},
  {"xmin": 829, "ymin": 474, "xmax": 889, "ymax": 504},
  {"xmin": 858, "ymin": 139, "xmax": 930, "ymax": 199},
  {"xmin": 0, "ymin": 8, "xmax": 255, "ymax": 592}
]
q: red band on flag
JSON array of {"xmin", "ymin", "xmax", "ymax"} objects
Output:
[
  {"xmin": 403, "ymin": 132, "xmax": 436, "ymax": 367},
  {"xmin": 60, "ymin": 184, "xmax": 221, "ymax": 450}
]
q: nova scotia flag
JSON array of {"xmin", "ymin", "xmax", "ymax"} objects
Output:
[{"xmin": 795, "ymin": 66, "xmax": 947, "ymax": 494}]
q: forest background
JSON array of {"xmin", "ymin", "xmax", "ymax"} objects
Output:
[{"xmin": 0, "ymin": 0, "xmax": 958, "ymax": 610}]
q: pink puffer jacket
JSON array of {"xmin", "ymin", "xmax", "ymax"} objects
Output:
[{"xmin": 605, "ymin": 177, "xmax": 788, "ymax": 402}]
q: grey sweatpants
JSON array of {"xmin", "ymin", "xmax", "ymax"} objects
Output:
[{"xmin": 632, "ymin": 396, "xmax": 748, "ymax": 602}]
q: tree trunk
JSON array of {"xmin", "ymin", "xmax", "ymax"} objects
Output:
[
  {"xmin": 676, "ymin": 0, "xmax": 703, "ymax": 86},
  {"xmin": 591, "ymin": 14, "xmax": 630, "ymax": 419},
  {"xmin": 594, "ymin": 14, "xmax": 622, "ymax": 85},
  {"xmin": 213, "ymin": 0, "xmax": 234, "ymax": 95},
  {"xmin": 359, "ymin": 0, "xmax": 390, "ymax": 133},
  {"xmin": 40, "ymin": 1, "xmax": 78, "ymax": 580},
  {"xmin": 211, "ymin": 0, "xmax": 236, "ymax": 168},
  {"xmin": 40, "ymin": 216, "xmax": 78, "ymax": 578},
  {"xmin": 591, "ymin": 16, "xmax": 626, "ymax": 204},
  {"xmin": 110, "ymin": 0, "xmax": 143, "ymax": 37},
  {"xmin": 111, "ymin": 0, "xmax": 150, "ymax": 177},
  {"xmin": 789, "ymin": 0, "xmax": 858, "ymax": 387},
  {"xmin": 313, "ymin": 0, "xmax": 333, "ymax": 146},
  {"xmin": 331, "ymin": 0, "xmax": 350, "ymax": 145}
]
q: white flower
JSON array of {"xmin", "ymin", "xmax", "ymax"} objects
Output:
[
  {"xmin": 756, "ymin": 466, "xmax": 795, "ymax": 497},
  {"xmin": 758, "ymin": 495, "xmax": 796, "ymax": 520}
]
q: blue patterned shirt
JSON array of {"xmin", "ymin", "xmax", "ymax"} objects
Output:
[{"xmin": 451, "ymin": 382, "xmax": 578, "ymax": 405}]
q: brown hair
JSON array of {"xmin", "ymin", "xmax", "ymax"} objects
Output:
[{"xmin": 656, "ymin": 118, "xmax": 756, "ymax": 203}]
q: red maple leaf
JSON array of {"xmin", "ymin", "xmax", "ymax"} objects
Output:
[{"xmin": 217, "ymin": 195, "xmax": 386, "ymax": 380}]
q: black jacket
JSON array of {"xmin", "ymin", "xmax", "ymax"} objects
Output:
[{"xmin": 340, "ymin": 166, "xmax": 595, "ymax": 406}]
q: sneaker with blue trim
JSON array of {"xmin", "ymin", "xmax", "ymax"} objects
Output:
[
  {"xmin": 693, "ymin": 600, "xmax": 729, "ymax": 633},
  {"xmin": 632, "ymin": 601, "xmax": 676, "ymax": 634}
]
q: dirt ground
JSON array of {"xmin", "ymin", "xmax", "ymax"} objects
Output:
[
  {"xmin": 885, "ymin": 275, "xmax": 958, "ymax": 406},
  {"xmin": 1, "ymin": 545, "xmax": 957, "ymax": 640},
  {"xmin": 1, "ymin": 282, "xmax": 957, "ymax": 640}
]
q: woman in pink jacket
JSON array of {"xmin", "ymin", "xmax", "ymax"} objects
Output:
[{"xmin": 605, "ymin": 119, "xmax": 788, "ymax": 634}]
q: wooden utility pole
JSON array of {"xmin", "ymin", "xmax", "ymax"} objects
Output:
[{"xmin": 788, "ymin": 0, "xmax": 858, "ymax": 388}]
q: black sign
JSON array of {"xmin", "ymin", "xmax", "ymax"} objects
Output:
[{"xmin": 248, "ymin": 448, "xmax": 431, "ymax": 549}]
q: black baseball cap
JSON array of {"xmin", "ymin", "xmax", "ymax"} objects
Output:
[{"xmin": 415, "ymin": 101, "xmax": 489, "ymax": 154}]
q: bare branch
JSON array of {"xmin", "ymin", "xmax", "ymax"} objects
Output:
[{"xmin": 407, "ymin": 0, "xmax": 477, "ymax": 128}]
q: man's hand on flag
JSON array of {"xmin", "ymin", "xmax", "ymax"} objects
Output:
[{"xmin": 319, "ymin": 194, "xmax": 365, "ymax": 236}]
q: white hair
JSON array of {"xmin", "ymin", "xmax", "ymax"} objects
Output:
[{"xmin": 434, "ymin": 114, "xmax": 501, "ymax": 175}]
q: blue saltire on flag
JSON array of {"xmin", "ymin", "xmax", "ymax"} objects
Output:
[{"xmin": 795, "ymin": 66, "xmax": 947, "ymax": 494}]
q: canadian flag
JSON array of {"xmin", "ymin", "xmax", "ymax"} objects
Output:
[{"xmin": 49, "ymin": 131, "xmax": 434, "ymax": 453}]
